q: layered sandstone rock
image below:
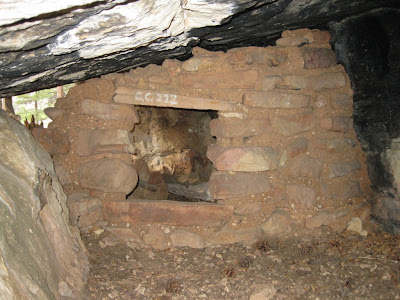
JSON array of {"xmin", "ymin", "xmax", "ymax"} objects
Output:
[{"xmin": 0, "ymin": 110, "xmax": 89, "ymax": 299}]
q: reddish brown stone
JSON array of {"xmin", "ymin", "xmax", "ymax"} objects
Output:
[
  {"xmin": 313, "ymin": 139, "xmax": 356, "ymax": 153},
  {"xmin": 287, "ymin": 185, "xmax": 315, "ymax": 210},
  {"xmin": 208, "ymin": 227, "xmax": 262, "ymax": 245},
  {"xmin": 44, "ymin": 107, "xmax": 65, "ymax": 120},
  {"xmin": 311, "ymin": 29, "xmax": 331, "ymax": 43},
  {"xmin": 148, "ymin": 75, "xmax": 171, "ymax": 85},
  {"xmin": 54, "ymin": 96, "xmax": 74, "ymax": 110},
  {"xmin": 276, "ymin": 36, "xmax": 309, "ymax": 47},
  {"xmin": 332, "ymin": 93, "xmax": 352, "ymax": 107},
  {"xmin": 170, "ymin": 230, "xmax": 205, "ymax": 249},
  {"xmin": 210, "ymin": 118, "xmax": 270, "ymax": 138},
  {"xmin": 302, "ymin": 48, "xmax": 337, "ymax": 69},
  {"xmin": 142, "ymin": 227, "xmax": 168, "ymax": 250},
  {"xmin": 287, "ymin": 137, "xmax": 308, "ymax": 158},
  {"xmin": 260, "ymin": 210, "xmax": 293, "ymax": 234},
  {"xmin": 77, "ymin": 129, "xmax": 134, "ymax": 156},
  {"xmin": 78, "ymin": 158, "xmax": 138, "ymax": 194},
  {"xmin": 323, "ymin": 180, "xmax": 362, "ymax": 200},
  {"xmin": 54, "ymin": 160, "xmax": 71, "ymax": 186},
  {"xmin": 281, "ymin": 75, "xmax": 307, "ymax": 90},
  {"xmin": 305, "ymin": 212, "xmax": 336, "ymax": 229},
  {"xmin": 243, "ymin": 91, "xmax": 310, "ymax": 108},
  {"xmin": 272, "ymin": 112, "xmax": 316, "ymax": 137},
  {"xmin": 307, "ymin": 72, "xmax": 346, "ymax": 90},
  {"xmin": 132, "ymin": 158, "xmax": 151, "ymax": 182},
  {"xmin": 67, "ymin": 193, "xmax": 102, "ymax": 229},
  {"xmin": 80, "ymin": 99, "xmax": 140, "ymax": 123},
  {"xmin": 67, "ymin": 78, "xmax": 115, "ymax": 103},
  {"xmin": 281, "ymin": 29, "xmax": 312, "ymax": 38},
  {"xmin": 181, "ymin": 57, "xmax": 215, "ymax": 72},
  {"xmin": 329, "ymin": 160, "xmax": 361, "ymax": 178},
  {"xmin": 32, "ymin": 128, "xmax": 70, "ymax": 156},
  {"xmin": 179, "ymin": 70, "xmax": 258, "ymax": 89},
  {"xmin": 209, "ymin": 171, "xmax": 270, "ymax": 199},
  {"xmin": 260, "ymin": 75, "xmax": 282, "ymax": 91},
  {"xmin": 207, "ymin": 144, "xmax": 279, "ymax": 172},
  {"xmin": 285, "ymin": 157, "xmax": 323, "ymax": 178},
  {"xmin": 320, "ymin": 116, "xmax": 352, "ymax": 133},
  {"xmin": 234, "ymin": 202, "xmax": 262, "ymax": 215},
  {"xmin": 102, "ymin": 200, "xmax": 233, "ymax": 226}
]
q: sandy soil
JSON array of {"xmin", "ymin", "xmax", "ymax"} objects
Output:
[{"xmin": 84, "ymin": 228, "xmax": 400, "ymax": 299}]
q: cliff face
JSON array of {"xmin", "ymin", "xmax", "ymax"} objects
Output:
[{"xmin": 0, "ymin": 110, "xmax": 89, "ymax": 299}]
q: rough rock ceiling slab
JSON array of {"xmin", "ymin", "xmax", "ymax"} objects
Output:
[{"xmin": 0, "ymin": 0, "xmax": 398, "ymax": 97}]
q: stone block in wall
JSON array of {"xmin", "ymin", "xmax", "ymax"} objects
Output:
[
  {"xmin": 282, "ymin": 28, "xmax": 313, "ymax": 39},
  {"xmin": 287, "ymin": 137, "xmax": 308, "ymax": 158},
  {"xmin": 179, "ymin": 70, "xmax": 258, "ymax": 89},
  {"xmin": 332, "ymin": 93, "xmax": 352, "ymax": 107},
  {"xmin": 55, "ymin": 96, "xmax": 74, "ymax": 110},
  {"xmin": 281, "ymin": 75, "xmax": 307, "ymax": 90},
  {"xmin": 77, "ymin": 129, "xmax": 135, "ymax": 156},
  {"xmin": 210, "ymin": 118, "xmax": 270, "ymax": 138},
  {"xmin": 320, "ymin": 116, "xmax": 352, "ymax": 133},
  {"xmin": 323, "ymin": 180, "xmax": 362, "ymax": 200},
  {"xmin": 305, "ymin": 212, "xmax": 336, "ymax": 229},
  {"xmin": 243, "ymin": 91, "xmax": 310, "ymax": 109},
  {"xmin": 44, "ymin": 107, "xmax": 65, "ymax": 121},
  {"xmin": 234, "ymin": 202, "xmax": 262, "ymax": 215},
  {"xmin": 271, "ymin": 112, "xmax": 316, "ymax": 136},
  {"xmin": 209, "ymin": 171, "xmax": 270, "ymax": 199},
  {"xmin": 329, "ymin": 160, "xmax": 361, "ymax": 178},
  {"xmin": 132, "ymin": 158, "xmax": 151, "ymax": 182},
  {"xmin": 182, "ymin": 57, "xmax": 215, "ymax": 72},
  {"xmin": 287, "ymin": 185, "xmax": 315, "ymax": 210},
  {"xmin": 170, "ymin": 230, "xmax": 205, "ymax": 249},
  {"xmin": 310, "ymin": 29, "xmax": 331, "ymax": 44},
  {"xmin": 276, "ymin": 36, "xmax": 309, "ymax": 47},
  {"xmin": 103, "ymin": 199, "xmax": 233, "ymax": 226},
  {"xmin": 302, "ymin": 48, "xmax": 337, "ymax": 69},
  {"xmin": 208, "ymin": 227, "xmax": 262, "ymax": 245},
  {"xmin": 80, "ymin": 99, "xmax": 139, "ymax": 124},
  {"xmin": 260, "ymin": 75, "xmax": 282, "ymax": 91},
  {"xmin": 67, "ymin": 193, "xmax": 102, "ymax": 229},
  {"xmin": 128, "ymin": 171, "xmax": 168, "ymax": 200},
  {"xmin": 67, "ymin": 78, "xmax": 115, "ymax": 103},
  {"xmin": 54, "ymin": 160, "xmax": 71, "ymax": 186},
  {"xmin": 147, "ymin": 67, "xmax": 171, "ymax": 85},
  {"xmin": 260, "ymin": 210, "xmax": 293, "ymax": 235},
  {"xmin": 306, "ymin": 72, "xmax": 346, "ymax": 90},
  {"xmin": 143, "ymin": 227, "xmax": 168, "ymax": 250},
  {"xmin": 32, "ymin": 127, "xmax": 70, "ymax": 156},
  {"xmin": 284, "ymin": 157, "xmax": 323, "ymax": 178},
  {"xmin": 251, "ymin": 50, "xmax": 285, "ymax": 66},
  {"xmin": 313, "ymin": 138, "xmax": 356, "ymax": 153},
  {"xmin": 207, "ymin": 144, "xmax": 279, "ymax": 172},
  {"xmin": 78, "ymin": 158, "xmax": 138, "ymax": 194}
]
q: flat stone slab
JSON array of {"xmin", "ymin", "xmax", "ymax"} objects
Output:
[
  {"xmin": 114, "ymin": 87, "xmax": 237, "ymax": 111},
  {"xmin": 103, "ymin": 199, "xmax": 233, "ymax": 226}
]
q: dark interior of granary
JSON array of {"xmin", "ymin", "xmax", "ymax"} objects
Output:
[{"xmin": 0, "ymin": 1, "xmax": 399, "ymax": 299}]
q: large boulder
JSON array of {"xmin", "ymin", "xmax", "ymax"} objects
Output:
[{"xmin": 0, "ymin": 110, "xmax": 89, "ymax": 299}]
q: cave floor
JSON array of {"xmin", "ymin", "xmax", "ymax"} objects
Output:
[{"xmin": 83, "ymin": 229, "xmax": 400, "ymax": 299}]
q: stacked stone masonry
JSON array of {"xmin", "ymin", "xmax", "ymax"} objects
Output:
[{"xmin": 36, "ymin": 29, "xmax": 372, "ymax": 248}]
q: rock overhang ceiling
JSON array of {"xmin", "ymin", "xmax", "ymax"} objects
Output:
[{"xmin": 0, "ymin": 0, "xmax": 398, "ymax": 97}]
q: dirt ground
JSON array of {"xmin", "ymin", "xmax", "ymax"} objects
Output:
[{"xmin": 83, "ymin": 227, "xmax": 400, "ymax": 299}]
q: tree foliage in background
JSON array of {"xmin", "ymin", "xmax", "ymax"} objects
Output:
[{"xmin": 14, "ymin": 84, "xmax": 73, "ymax": 124}]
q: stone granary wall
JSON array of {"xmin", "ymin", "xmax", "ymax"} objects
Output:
[{"xmin": 35, "ymin": 29, "xmax": 372, "ymax": 248}]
